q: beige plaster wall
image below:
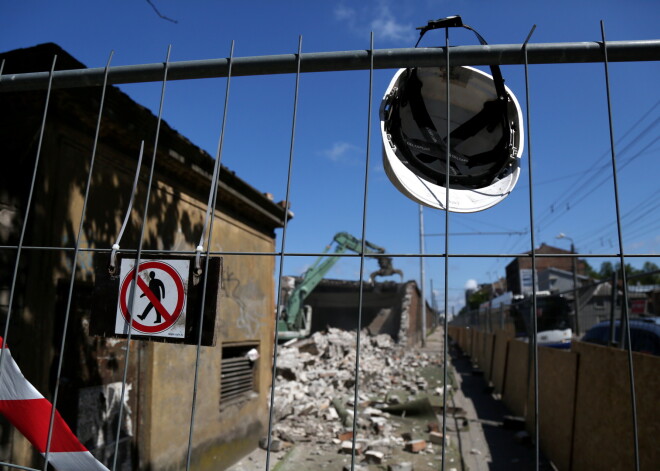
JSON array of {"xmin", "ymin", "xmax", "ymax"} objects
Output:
[
  {"xmin": 141, "ymin": 183, "xmax": 276, "ymax": 471},
  {"xmin": 37, "ymin": 127, "xmax": 276, "ymax": 470}
]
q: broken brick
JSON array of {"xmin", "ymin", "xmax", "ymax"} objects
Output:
[
  {"xmin": 428, "ymin": 431, "xmax": 445, "ymax": 445},
  {"xmin": 341, "ymin": 440, "xmax": 364, "ymax": 455},
  {"xmin": 405, "ymin": 439, "xmax": 427, "ymax": 453},
  {"xmin": 337, "ymin": 430, "xmax": 354, "ymax": 441}
]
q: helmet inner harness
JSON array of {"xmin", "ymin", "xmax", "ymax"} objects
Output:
[{"xmin": 382, "ymin": 16, "xmax": 520, "ymax": 192}]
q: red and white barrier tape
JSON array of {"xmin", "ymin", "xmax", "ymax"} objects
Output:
[{"xmin": 0, "ymin": 338, "xmax": 110, "ymax": 471}]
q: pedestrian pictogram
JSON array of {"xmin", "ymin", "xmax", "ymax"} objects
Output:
[
  {"xmin": 115, "ymin": 259, "xmax": 190, "ymax": 338},
  {"xmin": 138, "ymin": 271, "xmax": 167, "ymax": 323}
]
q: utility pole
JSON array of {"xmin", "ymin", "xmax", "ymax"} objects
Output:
[
  {"xmin": 430, "ymin": 278, "xmax": 438, "ymax": 326},
  {"xmin": 419, "ymin": 205, "xmax": 427, "ymax": 346}
]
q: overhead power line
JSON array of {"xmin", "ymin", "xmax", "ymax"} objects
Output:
[{"xmin": 425, "ymin": 231, "xmax": 528, "ymax": 237}]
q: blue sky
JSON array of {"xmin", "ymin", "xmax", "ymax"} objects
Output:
[{"xmin": 2, "ymin": 1, "xmax": 659, "ymax": 313}]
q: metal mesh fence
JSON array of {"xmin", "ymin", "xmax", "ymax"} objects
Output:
[{"xmin": 0, "ymin": 26, "xmax": 658, "ymax": 471}]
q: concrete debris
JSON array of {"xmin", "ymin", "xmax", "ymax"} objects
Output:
[
  {"xmin": 341, "ymin": 440, "xmax": 360, "ymax": 454},
  {"xmin": 258, "ymin": 437, "xmax": 282, "ymax": 452},
  {"xmin": 343, "ymin": 465, "xmax": 369, "ymax": 471},
  {"xmin": 388, "ymin": 462, "xmax": 414, "ymax": 471},
  {"xmin": 365, "ymin": 449, "xmax": 385, "ymax": 464},
  {"xmin": 270, "ymin": 327, "xmax": 442, "ymax": 463}
]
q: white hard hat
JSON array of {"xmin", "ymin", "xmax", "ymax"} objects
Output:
[{"xmin": 380, "ymin": 19, "xmax": 524, "ymax": 213}]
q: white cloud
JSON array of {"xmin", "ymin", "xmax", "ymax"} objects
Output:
[
  {"xmin": 334, "ymin": 5, "xmax": 355, "ymax": 21},
  {"xmin": 464, "ymin": 278, "xmax": 478, "ymax": 290},
  {"xmin": 370, "ymin": 5, "xmax": 414, "ymax": 43},
  {"xmin": 321, "ymin": 141, "xmax": 361, "ymax": 163},
  {"xmin": 628, "ymin": 235, "xmax": 660, "ymax": 253},
  {"xmin": 333, "ymin": 1, "xmax": 415, "ymax": 45}
]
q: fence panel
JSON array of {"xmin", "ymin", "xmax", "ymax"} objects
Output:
[{"xmin": 0, "ymin": 35, "xmax": 658, "ymax": 471}]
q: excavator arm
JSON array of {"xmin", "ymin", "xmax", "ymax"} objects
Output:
[{"xmin": 277, "ymin": 232, "xmax": 403, "ymax": 339}]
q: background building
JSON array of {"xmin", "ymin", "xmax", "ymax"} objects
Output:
[{"xmin": 505, "ymin": 243, "xmax": 587, "ymax": 296}]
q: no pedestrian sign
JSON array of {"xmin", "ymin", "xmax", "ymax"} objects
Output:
[
  {"xmin": 91, "ymin": 254, "xmax": 221, "ymax": 346},
  {"xmin": 116, "ymin": 259, "xmax": 189, "ymax": 338}
]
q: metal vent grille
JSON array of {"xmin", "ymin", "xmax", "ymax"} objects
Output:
[{"xmin": 221, "ymin": 344, "xmax": 258, "ymax": 404}]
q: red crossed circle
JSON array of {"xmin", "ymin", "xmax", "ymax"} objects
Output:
[{"xmin": 119, "ymin": 261, "xmax": 185, "ymax": 333}]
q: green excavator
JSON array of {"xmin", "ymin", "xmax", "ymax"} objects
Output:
[{"xmin": 277, "ymin": 232, "xmax": 403, "ymax": 340}]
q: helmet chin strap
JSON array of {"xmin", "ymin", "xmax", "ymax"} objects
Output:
[{"xmin": 414, "ymin": 15, "xmax": 508, "ymax": 107}]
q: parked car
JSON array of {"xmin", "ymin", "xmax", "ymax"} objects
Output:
[{"xmin": 580, "ymin": 318, "xmax": 660, "ymax": 356}]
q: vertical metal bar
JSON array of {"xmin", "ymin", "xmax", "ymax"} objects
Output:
[
  {"xmin": 484, "ymin": 296, "xmax": 493, "ymax": 339},
  {"xmin": 193, "ymin": 41, "xmax": 235, "ymax": 275},
  {"xmin": 619, "ymin": 296, "xmax": 628, "ymax": 348},
  {"xmin": 43, "ymin": 50, "xmax": 114, "ymax": 468},
  {"xmin": 431, "ymin": 278, "xmax": 437, "ymax": 315},
  {"xmin": 500, "ymin": 304, "xmax": 505, "ymax": 330},
  {"xmin": 600, "ymin": 21, "xmax": 640, "ymax": 471},
  {"xmin": 609, "ymin": 270, "xmax": 618, "ymax": 346},
  {"xmin": 111, "ymin": 45, "xmax": 172, "ymax": 471},
  {"xmin": 419, "ymin": 205, "xmax": 427, "ymax": 346},
  {"xmin": 185, "ymin": 40, "xmax": 235, "ymax": 471},
  {"xmin": 350, "ymin": 31, "xmax": 374, "ymax": 471},
  {"xmin": 571, "ymin": 243, "xmax": 581, "ymax": 336},
  {"xmin": 265, "ymin": 35, "xmax": 303, "ymax": 471},
  {"xmin": 441, "ymin": 26, "xmax": 451, "ymax": 471},
  {"xmin": 522, "ymin": 24, "xmax": 540, "ymax": 471},
  {"xmin": 0, "ymin": 55, "xmax": 57, "ymax": 393}
]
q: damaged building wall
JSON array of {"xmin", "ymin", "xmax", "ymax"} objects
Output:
[{"xmin": 303, "ymin": 279, "xmax": 436, "ymax": 346}]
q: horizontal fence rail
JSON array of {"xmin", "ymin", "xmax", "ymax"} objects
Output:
[
  {"xmin": 1, "ymin": 40, "xmax": 659, "ymax": 91},
  {"xmin": 0, "ymin": 246, "xmax": 658, "ymax": 258}
]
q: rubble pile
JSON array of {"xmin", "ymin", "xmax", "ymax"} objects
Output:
[{"xmin": 270, "ymin": 327, "xmax": 450, "ymax": 463}]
